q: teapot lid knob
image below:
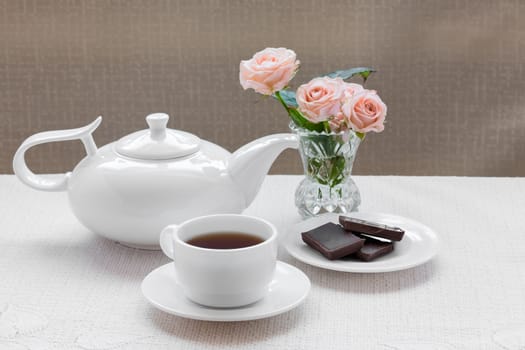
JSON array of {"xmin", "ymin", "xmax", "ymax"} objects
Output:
[
  {"xmin": 146, "ymin": 113, "xmax": 169, "ymax": 141},
  {"xmin": 115, "ymin": 113, "xmax": 200, "ymax": 160}
]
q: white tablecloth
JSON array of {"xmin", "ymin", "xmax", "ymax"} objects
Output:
[{"xmin": 1, "ymin": 175, "xmax": 525, "ymax": 350}]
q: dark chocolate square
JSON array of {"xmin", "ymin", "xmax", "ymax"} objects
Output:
[
  {"xmin": 339, "ymin": 216, "xmax": 405, "ymax": 241},
  {"xmin": 355, "ymin": 235, "xmax": 394, "ymax": 262},
  {"xmin": 301, "ymin": 222, "xmax": 365, "ymax": 260}
]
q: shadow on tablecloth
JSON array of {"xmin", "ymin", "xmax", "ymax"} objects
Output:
[
  {"xmin": 148, "ymin": 306, "xmax": 305, "ymax": 346},
  {"xmin": 27, "ymin": 230, "xmax": 169, "ymax": 282},
  {"xmin": 291, "ymin": 258, "xmax": 438, "ymax": 294}
]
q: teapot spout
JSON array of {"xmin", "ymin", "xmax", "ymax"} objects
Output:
[{"xmin": 228, "ymin": 133, "xmax": 299, "ymax": 207}]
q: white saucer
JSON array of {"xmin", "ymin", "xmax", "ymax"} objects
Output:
[
  {"xmin": 141, "ymin": 261, "xmax": 310, "ymax": 321},
  {"xmin": 284, "ymin": 212, "xmax": 439, "ymax": 273}
]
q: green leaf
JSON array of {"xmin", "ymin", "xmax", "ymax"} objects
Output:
[
  {"xmin": 289, "ymin": 108, "xmax": 325, "ymax": 132},
  {"xmin": 325, "ymin": 67, "xmax": 376, "ymax": 82},
  {"xmin": 276, "ymin": 90, "xmax": 298, "ymax": 108},
  {"xmin": 355, "ymin": 131, "xmax": 366, "ymax": 140},
  {"xmin": 359, "ymin": 70, "xmax": 372, "ymax": 80}
]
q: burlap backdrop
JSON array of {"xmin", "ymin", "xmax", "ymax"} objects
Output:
[{"xmin": 1, "ymin": 0, "xmax": 524, "ymax": 176}]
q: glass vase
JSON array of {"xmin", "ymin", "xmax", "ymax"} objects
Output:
[{"xmin": 291, "ymin": 123, "xmax": 361, "ymax": 217}]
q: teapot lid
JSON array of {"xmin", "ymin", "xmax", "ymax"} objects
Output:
[{"xmin": 115, "ymin": 113, "xmax": 200, "ymax": 160}]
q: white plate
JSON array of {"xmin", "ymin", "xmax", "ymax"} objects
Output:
[
  {"xmin": 141, "ymin": 261, "xmax": 310, "ymax": 321},
  {"xmin": 284, "ymin": 212, "xmax": 439, "ymax": 273}
]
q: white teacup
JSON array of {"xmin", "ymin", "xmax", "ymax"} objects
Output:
[{"xmin": 159, "ymin": 214, "xmax": 278, "ymax": 308}]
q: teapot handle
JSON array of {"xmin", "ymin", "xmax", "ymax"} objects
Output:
[{"xmin": 12, "ymin": 117, "xmax": 102, "ymax": 192}]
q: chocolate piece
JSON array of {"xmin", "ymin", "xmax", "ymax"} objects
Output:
[
  {"xmin": 354, "ymin": 236, "xmax": 394, "ymax": 261},
  {"xmin": 301, "ymin": 222, "xmax": 365, "ymax": 260},
  {"xmin": 339, "ymin": 216, "xmax": 405, "ymax": 241}
]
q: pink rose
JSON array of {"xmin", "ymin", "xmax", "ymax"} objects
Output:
[
  {"xmin": 296, "ymin": 77, "xmax": 345, "ymax": 123},
  {"xmin": 342, "ymin": 82, "xmax": 364, "ymax": 100},
  {"xmin": 239, "ymin": 48, "xmax": 300, "ymax": 95},
  {"xmin": 342, "ymin": 90, "xmax": 387, "ymax": 133}
]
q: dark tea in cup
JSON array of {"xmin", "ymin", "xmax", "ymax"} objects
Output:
[{"xmin": 186, "ymin": 232, "xmax": 264, "ymax": 249}]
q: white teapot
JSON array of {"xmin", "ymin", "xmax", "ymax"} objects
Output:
[{"xmin": 13, "ymin": 113, "xmax": 298, "ymax": 249}]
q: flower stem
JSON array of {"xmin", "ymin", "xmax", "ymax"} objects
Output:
[
  {"xmin": 274, "ymin": 90, "xmax": 290, "ymax": 113},
  {"xmin": 322, "ymin": 121, "xmax": 331, "ymax": 133}
]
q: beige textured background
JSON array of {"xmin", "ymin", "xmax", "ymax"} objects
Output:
[{"xmin": 1, "ymin": 0, "xmax": 524, "ymax": 176}]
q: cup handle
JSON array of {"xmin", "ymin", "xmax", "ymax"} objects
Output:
[{"xmin": 160, "ymin": 224, "xmax": 178, "ymax": 260}]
